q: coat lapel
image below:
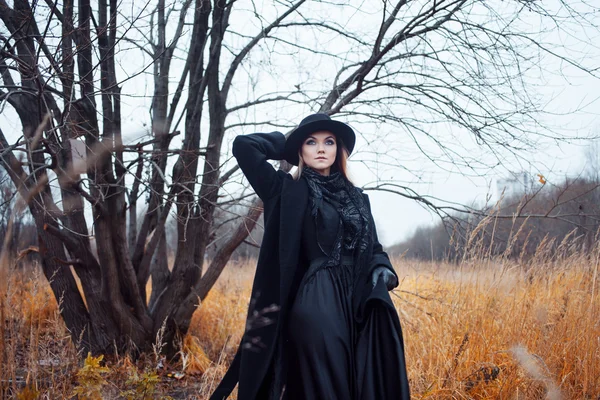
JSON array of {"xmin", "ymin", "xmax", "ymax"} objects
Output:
[{"xmin": 279, "ymin": 176, "xmax": 307, "ymax": 307}]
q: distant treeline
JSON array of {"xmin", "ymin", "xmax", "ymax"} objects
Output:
[{"xmin": 388, "ymin": 177, "xmax": 600, "ymax": 261}]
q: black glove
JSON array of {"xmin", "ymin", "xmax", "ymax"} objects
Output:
[{"xmin": 371, "ymin": 266, "xmax": 398, "ymax": 291}]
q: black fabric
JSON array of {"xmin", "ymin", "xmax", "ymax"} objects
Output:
[
  {"xmin": 301, "ymin": 199, "xmax": 339, "ymax": 261},
  {"xmin": 302, "ymin": 167, "xmax": 370, "ymax": 269},
  {"xmin": 287, "ymin": 201, "xmax": 408, "ymax": 400},
  {"xmin": 210, "ymin": 132, "xmax": 406, "ymax": 400},
  {"xmin": 286, "ymin": 260, "xmax": 356, "ymax": 400},
  {"xmin": 356, "ymin": 277, "xmax": 411, "ymax": 400}
]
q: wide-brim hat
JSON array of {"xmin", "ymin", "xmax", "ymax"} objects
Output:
[{"xmin": 284, "ymin": 113, "xmax": 356, "ymax": 166}]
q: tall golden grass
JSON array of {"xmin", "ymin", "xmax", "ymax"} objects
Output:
[{"xmin": 1, "ymin": 228, "xmax": 599, "ymax": 398}]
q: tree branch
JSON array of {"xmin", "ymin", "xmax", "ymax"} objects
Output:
[{"xmin": 220, "ymin": 0, "xmax": 305, "ymax": 99}]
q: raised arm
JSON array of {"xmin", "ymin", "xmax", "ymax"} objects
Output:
[{"xmin": 232, "ymin": 131, "xmax": 287, "ymax": 201}]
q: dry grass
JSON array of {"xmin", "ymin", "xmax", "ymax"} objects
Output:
[
  {"xmin": 395, "ymin": 259, "xmax": 599, "ymax": 399},
  {"xmin": 1, "ymin": 247, "xmax": 599, "ymax": 398}
]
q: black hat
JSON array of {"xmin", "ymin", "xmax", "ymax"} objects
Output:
[{"xmin": 284, "ymin": 113, "xmax": 356, "ymax": 166}]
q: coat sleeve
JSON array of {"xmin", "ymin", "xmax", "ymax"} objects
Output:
[
  {"xmin": 232, "ymin": 132, "xmax": 287, "ymax": 201},
  {"xmin": 364, "ymin": 194, "xmax": 399, "ymax": 287}
]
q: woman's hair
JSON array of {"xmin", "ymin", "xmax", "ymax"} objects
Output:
[{"xmin": 293, "ymin": 137, "xmax": 351, "ymax": 182}]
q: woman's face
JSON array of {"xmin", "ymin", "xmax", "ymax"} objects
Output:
[{"xmin": 300, "ymin": 131, "xmax": 337, "ymax": 176}]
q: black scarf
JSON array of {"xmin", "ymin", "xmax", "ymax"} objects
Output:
[{"xmin": 302, "ymin": 167, "xmax": 371, "ymax": 270}]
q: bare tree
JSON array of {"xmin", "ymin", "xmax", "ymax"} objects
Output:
[{"xmin": 0, "ymin": 0, "xmax": 598, "ymax": 356}]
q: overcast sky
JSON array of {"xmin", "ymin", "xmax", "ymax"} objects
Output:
[{"xmin": 365, "ymin": 77, "xmax": 600, "ymax": 246}]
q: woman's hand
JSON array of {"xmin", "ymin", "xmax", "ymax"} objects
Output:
[{"xmin": 371, "ymin": 266, "xmax": 398, "ymax": 291}]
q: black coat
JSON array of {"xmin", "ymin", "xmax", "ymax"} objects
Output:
[{"xmin": 211, "ymin": 132, "xmax": 401, "ymax": 400}]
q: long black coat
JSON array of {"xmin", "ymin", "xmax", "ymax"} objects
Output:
[{"xmin": 210, "ymin": 132, "xmax": 400, "ymax": 400}]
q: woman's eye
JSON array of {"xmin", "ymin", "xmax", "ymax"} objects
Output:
[
  {"xmin": 306, "ymin": 139, "xmax": 315, "ymax": 145},
  {"xmin": 326, "ymin": 140, "xmax": 335, "ymax": 145}
]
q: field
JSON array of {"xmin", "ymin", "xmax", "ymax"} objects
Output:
[{"xmin": 1, "ymin": 251, "xmax": 599, "ymax": 399}]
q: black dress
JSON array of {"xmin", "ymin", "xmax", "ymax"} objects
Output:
[
  {"xmin": 286, "ymin": 200, "xmax": 358, "ymax": 399},
  {"xmin": 285, "ymin": 200, "xmax": 410, "ymax": 400}
]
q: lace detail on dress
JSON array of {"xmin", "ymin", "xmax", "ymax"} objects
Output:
[{"xmin": 301, "ymin": 167, "xmax": 371, "ymax": 271}]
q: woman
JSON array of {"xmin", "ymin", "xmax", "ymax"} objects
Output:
[{"xmin": 211, "ymin": 114, "xmax": 410, "ymax": 400}]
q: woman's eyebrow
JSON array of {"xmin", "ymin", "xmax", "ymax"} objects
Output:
[{"xmin": 306, "ymin": 135, "xmax": 336, "ymax": 141}]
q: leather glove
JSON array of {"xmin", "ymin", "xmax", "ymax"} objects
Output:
[{"xmin": 371, "ymin": 266, "xmax": 398, "ymax": 291}]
